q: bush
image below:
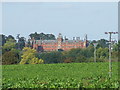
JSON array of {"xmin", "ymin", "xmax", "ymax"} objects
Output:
[
  {"xmin": 30, "ymin": 58, "xmax": 44, "ymax": 64},
  {"xmin": 2, "ymin": 50, "xmax": 19, "ymax": 65},
  {"xmin": 38, "ymin": 51, "xmax": 64, "ymax": 64},
  {"xmin": 20, "ymin": 47, "xmax": 44, "ymax": 64}
]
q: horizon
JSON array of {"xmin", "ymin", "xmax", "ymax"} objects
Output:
[
  {"xmin": 1, "ymin": 32, "xmax": 117, "ymax": 42},
  {"xmin": 1, "ymin": 2, "xmax": 118, "ymax": 41}
]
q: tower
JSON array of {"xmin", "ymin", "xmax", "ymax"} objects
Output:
[
  {"xmin": 84, "ymin": 34, "xmax": 88, "ymax": 47},
  {"xmin": 57, "ymin": 33, "xmax": 63, "ymax": 50}
]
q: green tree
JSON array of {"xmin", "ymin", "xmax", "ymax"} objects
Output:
[
  {"xmin": 6, "ymin": 35, "xmax": 15, "ymax": 41},
  {"xmin": 29, "ymin": 32, "xmax": 56, "ymax": 40},
  {"xmin": 30, "ymin": 58, "xmax": 44, "ymax": 64},
  {"xmin": 97, "ymin": 39, "xmax": 109, "ymax": 48},
  {"xmin": 17, "ymin": 37, "xmax": 25, "ymax": 50},
  {"xmin": 20, "ymin": 47, "xmax": 44, "ymax": 64},
  {"xmin": 96, "ymin": 47, "xmax": 109, "ymax": 62},
  {"xmin": 111, "ymin": 42, "xmax": 119, "ymax": 61},
  {"xmin": 112, "ymin": 42, "xmax": 119, "ymax": 52},
  {"xmin": 2, "ymin": 38, "xmax": 16, "ymax": 52},
  {"xmin": 64, "ymin": 48, "xmax": 81, "ymax": 62},
  {"xmin": 0, "ymin": 34, "xmax": 6, "ymax": 46},
  {"xmin": 38, "ymin": 51, "xmax": 64, "ymax": 64},
  {"xmin": 64, "ymin": 47, "xmax": 94, "ymax": 63},
  {"xmin": 90, "ymin": 39, "xmax": 109, "ymax": 48},
  {"xmin": 2, "ymin": 49, "xmax": 19, "ymax": 65}
]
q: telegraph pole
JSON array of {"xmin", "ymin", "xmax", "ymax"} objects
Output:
[
  {"xmin": 93, "ymin": 43, "xmax": 98, "ymax": 63},
  {"xmin": 105, "ymin": 32, "xmax": 118, "ymax": 78}
]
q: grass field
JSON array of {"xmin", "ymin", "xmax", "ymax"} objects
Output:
[{"xmin": 2, "ymin": 62, "xmax": 119, "ymax": 88}]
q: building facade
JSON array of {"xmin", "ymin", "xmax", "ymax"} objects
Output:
[{"xmin": 30, "ymin": 33, "xmax": 88, "ymax": 52}]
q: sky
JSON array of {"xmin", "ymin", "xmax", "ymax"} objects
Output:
[
  {"xmin": 0, "ymin": 3, "xmax": 2, "ymax": 34},
  {"xmin": 1, "ymin": 2, "xmax": 118, "ymax": 41}
]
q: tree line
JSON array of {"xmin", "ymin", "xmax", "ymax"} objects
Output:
[{"xmin": 0, "ymin": 32, "xmax": 119, "ymax": 65}]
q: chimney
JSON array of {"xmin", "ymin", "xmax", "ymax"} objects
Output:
[
  {"xmin": 84, "ymin": 34, "xmax": 87, "ymax": 41},
  {"xmin": 32, "ymin": 37, "xmax": 35, "ymax": 40},
  {"xmin": 76, "ymin": 37, "xmax": 79, "ymax": 40},
  {"xmin": 73, "ymin": 37, "xmax": 75, "ymax": 40},
  {"xmin": 64, "ymin": 36, "xmax": 66, "ymax": 40}
]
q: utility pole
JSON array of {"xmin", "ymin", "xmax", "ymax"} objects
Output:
[
  {"xmin": 105, "ymin": 32, "xmax": 118, "ymax": 78},
  {"xmin": 93, "ymin": 43, "xmax": 98, "ymax": 63}
]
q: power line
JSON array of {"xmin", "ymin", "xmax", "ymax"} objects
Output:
[
  {"xmin": 105, "ymin": 32, "xmax": 118, "ymax": 78},
  {"xmin": 93, "ymin": 43, "xmax": 98, "ymax": 63}
]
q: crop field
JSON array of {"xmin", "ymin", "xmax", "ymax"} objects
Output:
[{"xmin": 2, "ymin": 62, "xmax": 119, "ymax": 88}]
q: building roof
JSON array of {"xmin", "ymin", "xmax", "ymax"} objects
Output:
[{"xmin": 34, "ymin": 40, "xmax": 85, "ymax": 44}]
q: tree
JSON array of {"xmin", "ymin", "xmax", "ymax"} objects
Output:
[
  {"xmin": 2, "ymin": 49, "xmax": 19, "ymax": 65},
  {"xmin": 76, "ymin": 55, "xmax": 86, "ymax": 62},
  {"xmin": 97, "ymin": 39, "xmax": 109, "ymax": 48},
  {"xmin": 111, "ymin": 42, "xmax": 119, "ymax": 61},
  {"xmin": 64, "ymin": 47, "xmax": 94, "ymax": 63},
  {"xmin": 29, "ymin": 32, "xmax": 39, "ymax": 40},
  {"xmin": 38, "ymin": 51, "xmax": 64, "ymax": 64},
  {"xmin": 2, "ymin": 38, "xmax": 16, "ymax": 52},
  {"xmin": 20, "ymin": 47, "xmax": 44, "ymax": 64},
  {"xmin": 96, "ymin": 47, "xmax": 109, "ymax": 62},
  {"xmin": 65, "ymin": 48, "xmax": 81, "ymax": 62},
  {"xmin": 30, "ymin": 58, "xmax": 44, "ymax": 64},
  {"xmin": 6, "ymin": 35, "xmax": 15, "ymax": 41},
  {"xmin": 0, "ymin": 34, "xmax": 6, "ymax": 46},
  {"xmin": 90, "ymin": 39, "xmax": 109, "ymax": 48},
  {"xmin": 29, "ymin": 32, "xmax": 56, "ymax": 40},
  {"xmin": 112, "ymin": 42, "xmax": 119, "ymax": 52},
  {"xmin": 26, "ymin": 39, "xmax": 32, "ymax": 48},
  {"xmin": 17, "ymin": 37, "xmax": 25, "ymax": 50}
]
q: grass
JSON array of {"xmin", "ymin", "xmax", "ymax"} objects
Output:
[{"xmin": 2, "ymin": 62, "xmax": 119, "ymax": 88}]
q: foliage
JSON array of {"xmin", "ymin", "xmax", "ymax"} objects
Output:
[
  {"xmin": 2, "ymin": 49, "xmax": 20, "ymax": 65},
  {"xmin": 36, "ymin": 45, "xmax": 118, "ymax": 63},
  {"xmin": 29, "ymin": 32, "xmax": 56, "ymax": 40},
  {"xmin": 2, "ymin": 38, "xmax": 16, "ymax": 52},
  {"xmin": 1, "ymin": 36, "xmax": 21, "ymax": 65},
  {"xmin": 112, "ymin": 43, "xmax": 119, "ymax": 52},
  {"xmin": 6, "ymin": 35, "xmax": 15, "ymax": 41},
  {"xmin": 63, "ymin": 47, "xmax": 94, "ymax": 63},
  {"xmin": 1, "ymin": 33, "xmax": 118, "ymax": 65},
  {"xmin": 2, "ymin": 62, "xmax": 119, "ymax": 88},
  {"xmin": 0, "ymin": 34, "xmax": 6, "ymax": 46},
  {"xmin": 38, "ymin": 51, "xmax": 64, "ymax": 64},
  {"xmin": 90, "ymin": 39, "xmax": 109, "ymax": 48},
  {"xmin": 97, "ymin": 39, "xmax": 109, "ymax": 48},
  {"xmin": 26, "ymin": 39, "xmax": 32, "ymax": 48},
  {"xmin": 20, "ymin": 47, "xmax": 44, "ymax": 64},
  {"xmin": 17, "ymin": 37, "xmax": 25, "ymax": 50},
  {"xmin": 30, "ymin": 58, "xmax": 44, "ymax": 64},
  {"xmin": 0, "ymin": 34, "xmax": 16, "ymax": 46},
  {"xmin": 96, "ymin": 47, "xmax": 109, "ymax": 62}
]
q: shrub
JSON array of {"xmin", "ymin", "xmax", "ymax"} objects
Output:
[
  {"xmin": 20, "ymin": 47, "xmax": 44, "ymax": 64},
  {"xmin": 2, "ymin": 50, "xmax": 18, "ymax": 65}
]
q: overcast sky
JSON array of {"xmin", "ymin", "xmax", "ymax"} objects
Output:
[{"xmin": 1, "ymin": 2, "xmax": 118, "ymax": 40}]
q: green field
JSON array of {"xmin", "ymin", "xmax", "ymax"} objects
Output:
[{"xmin": 2, "ymin": 62, "xmax": 119, "ymax": 88}]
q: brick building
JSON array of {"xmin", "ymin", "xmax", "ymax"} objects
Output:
[{"xmin": 30, "ymin": 33, "xmax": 88, "ymax": 52}]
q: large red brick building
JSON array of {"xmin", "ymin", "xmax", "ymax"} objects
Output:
[{"xmin": 30, "ymin": 33, "xmax": 88, "ymax": 52}]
